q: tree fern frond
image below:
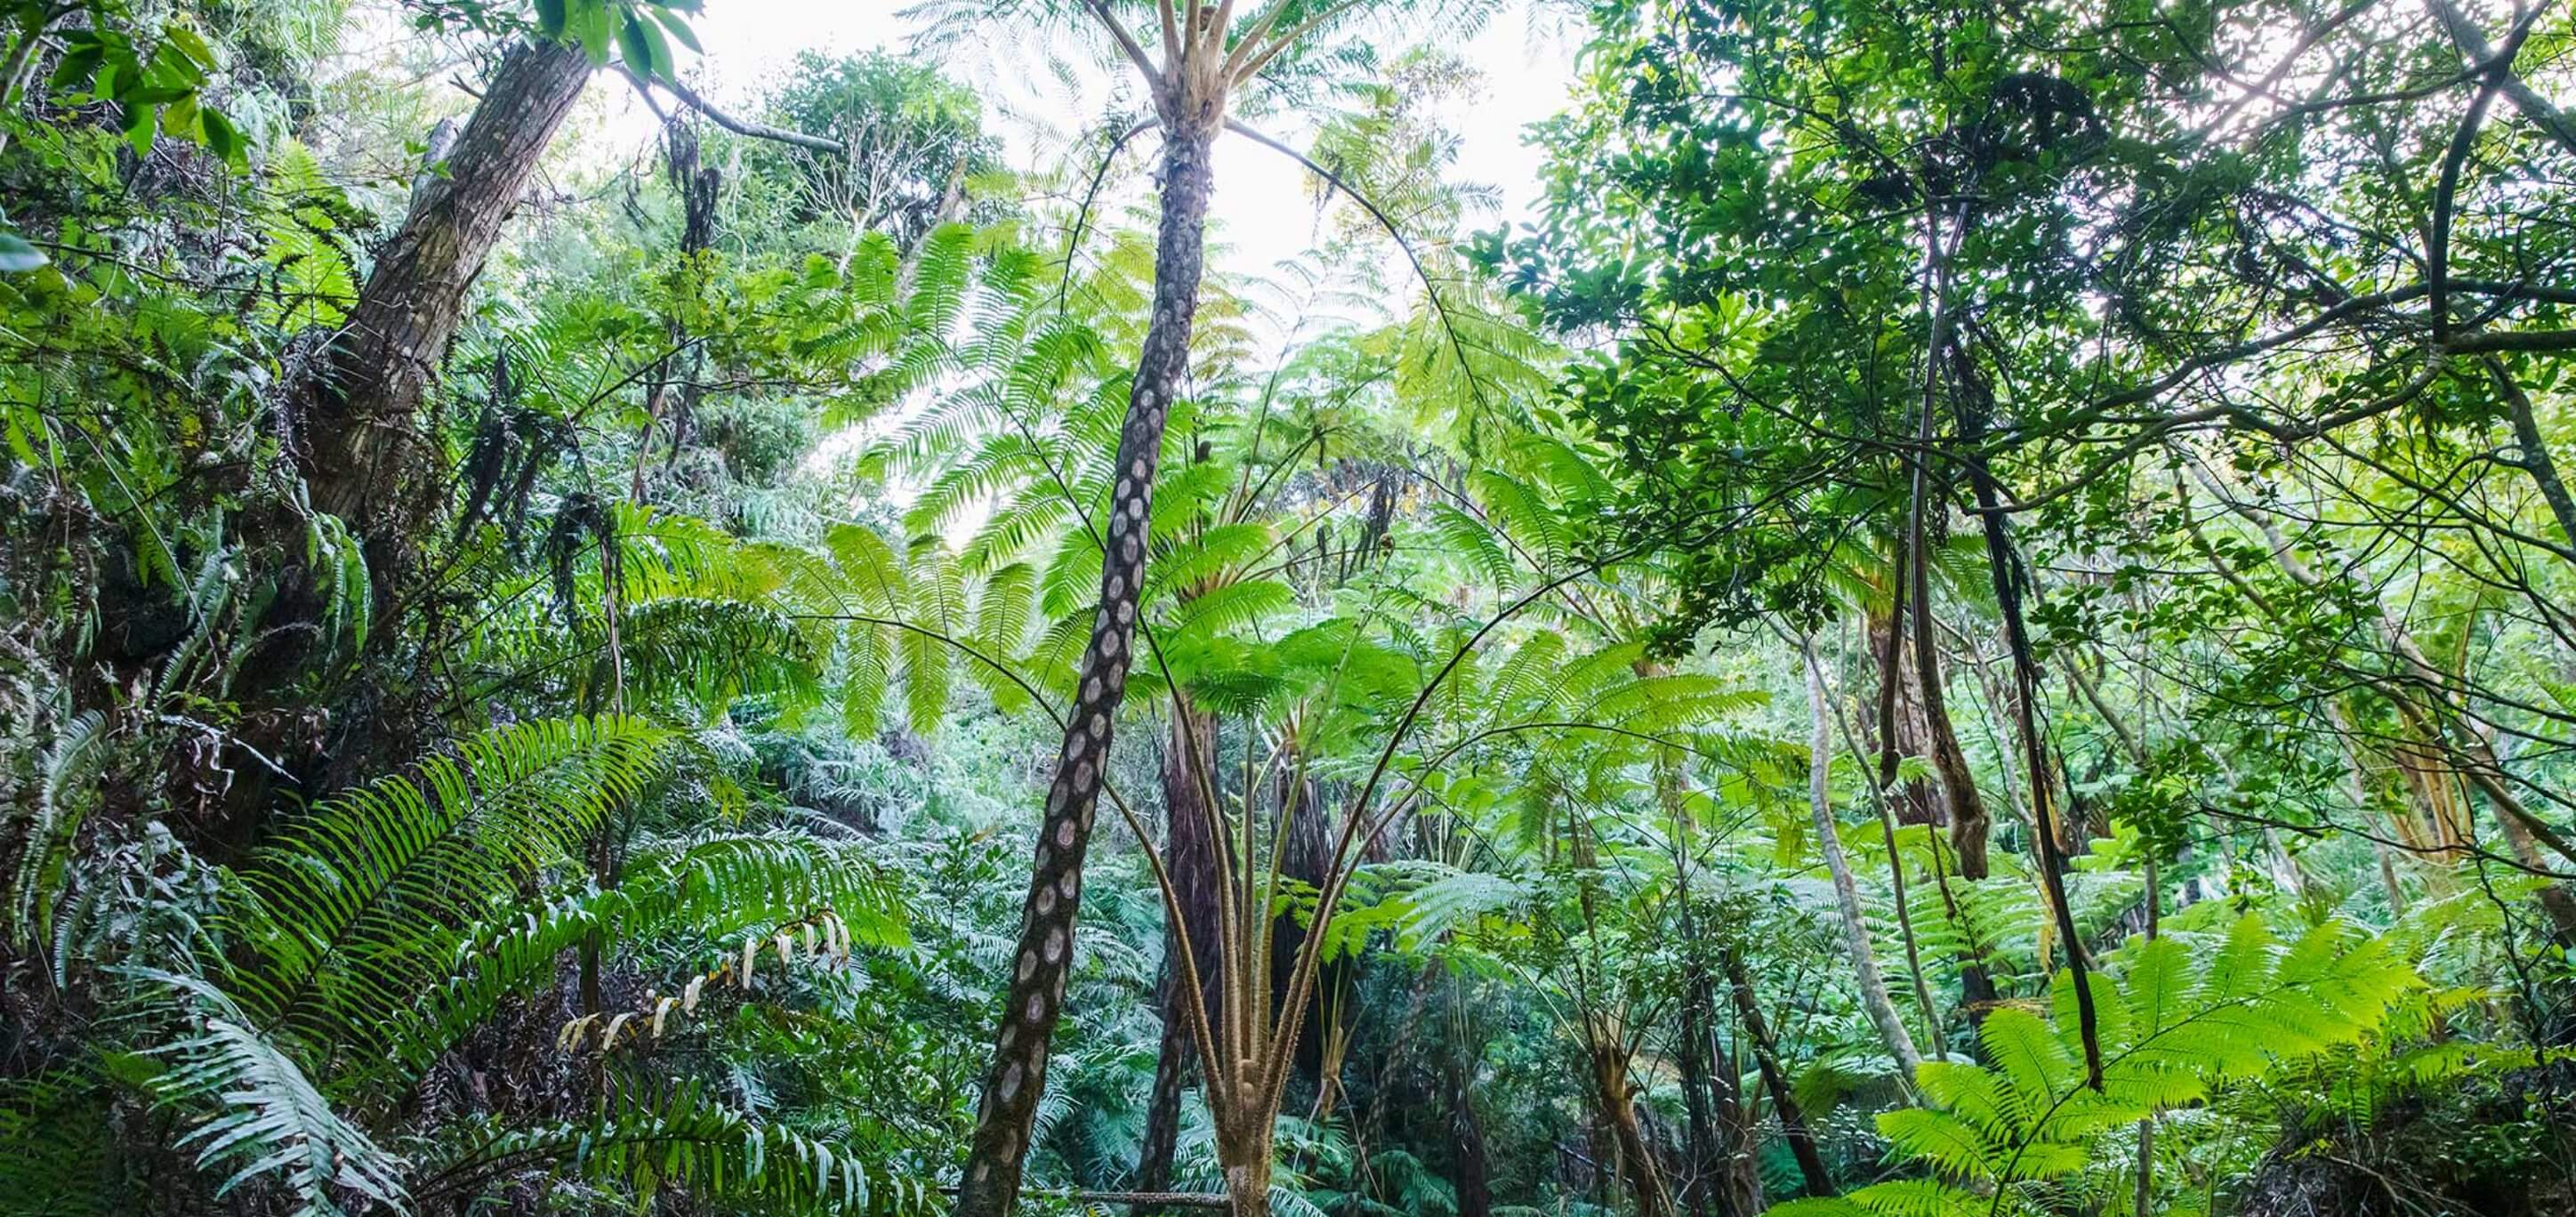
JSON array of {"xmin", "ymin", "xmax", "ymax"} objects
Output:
[
  {"xmin": 1424, "ymin": 504, "xmax": 1517, "ymax": 589},
  {"xmin": 1874, "ymin": 913, "xmax": 2421, "ymax": 1203},
  {"xmin": 1167, "ymin": 578, "xmax": 1296, "ymax": 640},
  {"xmin": 612, "ymin": 598, "xmax": 821, "ymax": 720}
]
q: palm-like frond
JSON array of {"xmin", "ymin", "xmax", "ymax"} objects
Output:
[
  {"xmin": 1836, "ymin": 915, "xmax": 2421, "ymax": 1214},
  {"xmin": 371, "ymin": 830, "xmax": 908, "ymax": 1085},
  {"xmin": 217, "ymin": 716, "xmax": 675, "ymax": 1052}
]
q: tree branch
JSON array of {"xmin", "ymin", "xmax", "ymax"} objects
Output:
[{"xmin": 616, "ymin": 68, "xmax": 842, "ymax": 154}]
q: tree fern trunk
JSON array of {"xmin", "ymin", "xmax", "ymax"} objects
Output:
[
  {"xmin": 1452, "ymin": 1072, "xmax": 1493, "ymax": 1217},
  {"xmin": 1677, "ymin": 966, "xmax": 1764, "ymax": 1216},
  {"xmin": 954, "ymin": 116, "xmax": 1219, "ymax": 1217},
  {"xmin": 1590, "ymin": 1038, "xmax": 1670, "ymax": 1217},
  {"xmin": 1220, "ymin": 1128, "xmax": 1273, "ymax": 1217}
]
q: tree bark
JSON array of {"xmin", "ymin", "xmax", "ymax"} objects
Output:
[
  {"xmin": 2428, "ymin": 0, "xmax": 2576, "ymax": 158},
  {"xmin": 1944, "ymin": 318, "xmax": 2106, "ymax": 1088},
  {"xmin": 1864, "ymin": 608, "xmax": 1941, "ymax": 826},
  {"xmin": 1452, "ymin": 1074, "xmax": 1493, "ymax": 1217},
  {"xmin": 2487, "ymin": 358, "xmax": 2576, "ymax": 552},
  {"xmin": 299, "ymin": 38, "xmax": 592, "ymax": 577},
  {"xmin": 1139, "ymin": 1011, "xmax": 1194, "ymax": 1199},
  {"xmin": 1911, "ymin": 585, "xmax": 1996, "ymax": 1011},
  {"xmin": 2209, "ymin": 471, "xmax": 2576, "ymax": 941},
  {"xmin": 1269, "ymin": 746, "xmax": 1336, "ymax": 1084},
  {"xmin": 1219, "ymin": 1128, "xmax": 1274, "ymax": 1217},
  {"xmin": 1799, "ymin": 637, "xmax": 1924, "ymax": 1077},
  {"xmin": 1588, "ymin": 1034, "xmax": 1670, "ymax": 1217},
  {"xmin": 954, "ymin": 114, "xmax": 1220, "ymax": 1217}
]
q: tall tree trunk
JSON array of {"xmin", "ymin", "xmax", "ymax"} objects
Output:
[
  {"xmin": 1864, "ymin": 607, "xmax": 1941, "ymax": 826},
  {"xmin": 299, "ymin": 38, "xmax": 591, "ymax": 578},
  {"xmin": 954, "ymin": 114, "xmax": 1220, "ymax": 1217},
  {"xmin": 1675, "ymin": 978, "xmax": 1719, "ymax": 1217},
  {"xmin": 1723, "ymin": 951, "xmax": 1834, "ymax": 1197},
  {"xmin": 1951, "ymin": 334, "xmax": 2106, "ymax": 1089},
  {"xmin": 2208, "ymin": 471, "xmax": 2576, "ymax": 942},
  {"xmin": 1140, "ymin": 703, "xmax": 1224, "ymax": 1204},
  {"xmin": 1798, "ymin": 637, "xmax": 1924, "ymax": 1077},
  {"xmin": 2132, "ymin": 858, "xmax": 2160, "ymax": 1216},
  {"xmin": 1139, "ymin": 1012, "xmax": 1194, "ymax": 1199},
  {"xmin": 1908, "ymin": 555, "xmax": 1997, "ymax": 1011}
]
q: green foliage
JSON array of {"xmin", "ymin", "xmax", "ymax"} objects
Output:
[
  {"xmin": 740, "ymin": 50, "xmax": 1002, "ymax": 251},
  {"xmin": 530, "ymin": 0, "xmax": 698, "ymax": 80},
  {"xmin": 216, "ymin": 716, "xmax": 674, "ymax": 1047},
  {"xmin": 8, "ymin": 3, "xmax": 2576, "ymax": 1215},
  {"xmin": 1783, "ymin": 916, "xmax": 2423, "ymax": 1215},
  {"xmin": 429, "ymin": 1081, "xmax": 925, "ymax": 1213},
  {"xmin": 144, "ymin": 971, "xmax": 410, "ymax": 1215},
  {"xmin": 19, "ymin": 1, "xmax": 245, "ymax": 163}
]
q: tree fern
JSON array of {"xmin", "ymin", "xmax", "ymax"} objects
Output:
[
  {"xmin": 1426, "ymin": 503, "xmax": 1519, "ymax": 589},
  {"xmin": 611, "ymin": 597, "xmax": 821, "ymax": 720}
]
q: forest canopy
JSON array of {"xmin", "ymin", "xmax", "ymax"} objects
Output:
[{"xmin": 3, "ymin": 0, "xmax": 2574, "ymax": 1215}]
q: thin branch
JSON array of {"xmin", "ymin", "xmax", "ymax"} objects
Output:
[{"xmin": 617, "ymin": 68, "xmax": 842, "ymax": 154}]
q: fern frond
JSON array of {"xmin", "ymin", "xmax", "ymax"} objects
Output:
[
  {"xmin": 142, "ymin": 972, "xmax": 407, "ymax": 1216},
  {"xmin": 218, "ymin": 717, "xmax": 674, "ymax": 1052},
  {"xmin": 423, "ymin": 1082, "xmax": 922, "ymax": 1213},
  {"xmin": 11, "ymin": 710, "xmax": 107, "ymax": 944}
]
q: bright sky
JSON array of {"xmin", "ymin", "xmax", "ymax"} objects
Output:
[{"xmin": 615, "ymin": 2, "xmax": 1582, "ymax": 288}]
